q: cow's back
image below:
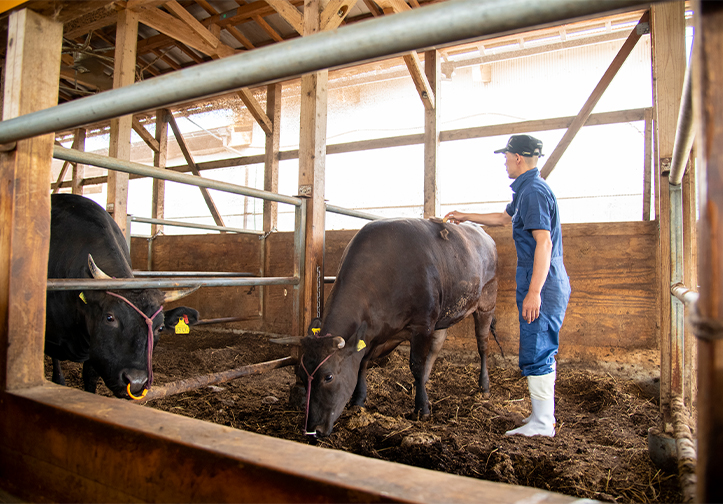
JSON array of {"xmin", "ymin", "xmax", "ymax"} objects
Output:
[
  {"xmin": 49, "ymin": 194, "xmax": 132, "ymax": 279},
  {"xmin": 325, "ymin": 218, "xmax": 497, "ymax": 335}
]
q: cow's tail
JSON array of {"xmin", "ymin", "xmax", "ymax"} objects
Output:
[{"xmin": 490, "ymin": 317, "xmax": 506, "ymax": 360}]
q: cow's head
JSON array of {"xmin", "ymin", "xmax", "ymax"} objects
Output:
[
  {"xmin": 82, "ymin": 255, "xmax": 199, "ymax": 398},
  {"xmin": 296, "ymin": 319, "xmax": 368, "ymax": 438}
]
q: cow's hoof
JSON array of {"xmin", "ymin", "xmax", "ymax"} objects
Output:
[{"xmin": 349, "ymin": 405, "xmax": 367, "ymax": 414}]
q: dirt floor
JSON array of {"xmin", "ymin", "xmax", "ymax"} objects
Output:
[{"xmin": 46, "ymin": 327, "xmax": 684, "ymax": 503}]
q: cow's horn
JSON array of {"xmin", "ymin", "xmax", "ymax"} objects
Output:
[
  {"xmin": 163, "ymin": 285, "xmax": 201, "ymax": 303},
  {"xmin": 332, "ymin": 336, "xmax": 345, "ymax": 349},
  {"xmin": 88, "ymin": 254, "xmax": 112, "ymax": 279},
  {"xmin": 269, "ymin": 336, "xmax": 303, "ymax": 346}
]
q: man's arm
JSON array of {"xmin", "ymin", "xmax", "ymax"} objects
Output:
[
  {"xmin": 522, "ymin": 229, "xmax": 553, "ymax": 323},
  {"xmin": 444, "ymin": 210, "xmax": 512, "ymax": 227}
]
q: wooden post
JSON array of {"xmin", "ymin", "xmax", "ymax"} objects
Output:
[
  {"xmin": 423, "ymin": 50, "xmax": 440, "ymax": 219},
  {"xmin": 651, "ymin": 1, "xmax": 686, "ymax": 427},
  {"xmin": 71, "ymin": 128, "xmax": 86, "ymax": 195},
  {"xmin": 298, "ymin": 0, "xmax": 328, "ymax": 334},
  {"xmin": 264, "ymin": 84, "xmax": 282, "ymax": 233},
  {"xmin": 0, "ymin": 9, "xmax": 62, "ymax": 391},
  {"xmin": 151, "ymin": 109, "xmax": 169, "ymax": 236},
  {"xmin": 106, "ymin": 8, "xmax": 139, "ymax": 235},
  {"xmin": 693, "ymin": 2, "xmax": 723, "ymax": 501}
]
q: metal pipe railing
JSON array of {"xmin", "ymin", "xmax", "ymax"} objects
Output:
[
  {"xmin": 669, "ymin": 56, "xmax": 694, "ymax": 186},
  {"xmin": 133, "ymin": 271, "xmax": 255, "ymax": 277},
  {"xmin": 131, "ymin": 216, "xmax": 264, "ymax": 235},
  {"xmin": 54, "ymin": 146, "xmax": 302, "ymax": 206},
  {"xmin": 326, "ymin": 204, "xmax": 382, "ymax": 221},
  {"xmin": 46, "ymin": 276, "xmax": 298, "ymax": 291},
  {"xmin": 0, "ymin": 0, "xmax": 653, "ymax": 145},
  {"xmin": 672, "ymin": 282, "xmax": 699, "ymax": 306}
]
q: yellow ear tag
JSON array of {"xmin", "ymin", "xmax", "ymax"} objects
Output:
[
  {"xmin": 175, "ymin": 318, "xmax": 190, "ymax": 334},
  {"xmin": 79, "ymin": 292, "xmax": 87, "ymax": 304},
  {"xmin": 312, "ymin": 328, "xmax": 321, "ymax": 336},
  {"xmin": 356, "ymin": 340, "xmax": 366, "ymax": 352}
]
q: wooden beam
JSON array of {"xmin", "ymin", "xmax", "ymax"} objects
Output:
[
  {"xmin": 254, "ymin": 13, "xmax": 284, "ymax": 42},
  {"xmin": 63, "ymin": 3, "xmax": 119, "ymax": 39},
  {"xmin": 107, "ymin": 8, "xmax": 139, "ymax": 235},
  {"xmin": 682, "ymin": 151, "xmax": 697, "ymax": 410},
  {"xmin": 163, "ymin": 0, "xmax": 219, "ymax": 48},
  {"xmin": 540, "ymin": 11, "xmax": 649, "ymax": 179},
  {"xmin": 0, "ymin": 8, "xmax": 62, "ymax": 391},
  {"xmin": 363, "ymin": 0, "xmax": 382, "ymax": 17},
  {"xmin": 265, "ymin": 0, "xmax": 304, "ymax": 35},
  {"xmin": 132, "ymin": 116, "xmax": 161, "ymax": 152},
  {"xmin": 263, "ymin": 83, "xmax": 281, "ymax": 234},
  {"xmin": 237, "ymin": 89, "xmax": 273, "ymax": 135},
  {"xmin": 692, "ymin": 2, "xmax": 723, "ymax": 501},
  {"xmin": 380, "ymin": 3, "xmax": 434, "ymax": 109},
  {"xmin": 135, "ymin": 7, "xmax": 234, "ymax": 58},
  {"xmin": 72, "ymin": 128, "xmax": 86, "ymax": 195},
  {"xmin": 643, "ymin": 108, "xmax": 653, "ymax": 220},
  {"xmin": 402, "ymin": 52, "xmax": 435, "ymax": 110},
  {"xmin": 166, "ymin": 110, "xmax": 226, "ymax": 229},
  {"xmin": 197, "ymin": 0, "xmax": 255, "ymax": 50},
  {"xmin": 651, "ymin": 2, "xmax": 685, "ymax": 428},
  {"xmin": 152, "ymin": 109, "xmax": 169, "ymax": 236},
  {"xmin": 321, "ymin": 0, "xmax": 358, "ymax": 31},
  {"xmin": 52, "ymin": 161, "xmax": 73, "ymax": 194},
  {"xmin": 374, "ymin": 0, "xmax": 411, "ymax": 11},
  {"xmin": 298, "ymin": 0, "xmax": 327, "ymax": 334},
  {"xmin": 423, "ymin": 49, "xmax": 439, "ymax": 218}
]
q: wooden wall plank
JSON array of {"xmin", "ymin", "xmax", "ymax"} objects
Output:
[
  {"xmin": 141, "ymin": 222, "xmax": 658, "ymax": 364},
  {"xmin": 0, "ymin": 9, "xmax": 62, "ymax": 391},
  {"xmin": 0, "ymin": 387, "xmax": 580, "ymax": 504}
]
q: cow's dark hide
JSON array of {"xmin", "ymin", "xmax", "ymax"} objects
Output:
[
  {"xmin": 46, "ymin": 194, "xmax": 198, "ymax": 398},
  {"xmin": 295, "ymin": 218, "xmax": 498, "ymax": 437}
]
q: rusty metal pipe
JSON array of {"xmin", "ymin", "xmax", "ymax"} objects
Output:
[
  {"xmin": 137, "ymin": 356, "xmax": 297, "ymax": 402},
  {"xmin": 672, "ymin": 282, "xmax": 699, "ymax": 306}
]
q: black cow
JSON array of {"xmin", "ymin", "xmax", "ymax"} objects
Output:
[
  {"xmin": 46, "ymin": 193, "xmax": 199, "ymax": 398},
  {"xmin": 283, "ymin": 218, "xmax": 497, "ymax": 437}
]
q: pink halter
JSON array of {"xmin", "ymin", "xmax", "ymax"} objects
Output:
[
  {"xmin": 106, "ymin": 291, "xmax": 163, "ymax": 396},
  {"xmin": 300, "ymin": 353, "xmax": 333, "ymax": 435}
]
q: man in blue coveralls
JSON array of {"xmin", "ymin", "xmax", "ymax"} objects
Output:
[{"xmin": 444, "ymin": 134, "xmax": 571, "ymax": 437}]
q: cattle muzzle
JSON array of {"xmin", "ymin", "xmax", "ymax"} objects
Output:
[
  {"xmin": 105, "ymin": 291, "xmax": 163, "ymax": 400},
  {"xmin": 300, "ymin": 353, "xmax": 334, "ymax": 437},
  {"xmin": 122, "ymin": 368, "xmax": 149, "ymax": 397}
]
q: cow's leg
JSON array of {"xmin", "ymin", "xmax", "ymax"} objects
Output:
[
  {"xmin": 409, "ymin": 328, "xmax": 447, "ymax": 418},
  {"xmin": 474, "ymin": 278, "xmax": 498, "ymax": 396},
  {"xmin": 473, "ymin": 309, "xmax": 494, "ymax": 396},
  {"xmin": 82, "ymin": 361, "xmax": 100, "ymax": 393},
  {"xmin": 51, "ymin": 358, "xmax": 66, "ymax": 386},
  {"xmin": 350, "ymin": 359, "xmax": 370, "ymax": 407}
]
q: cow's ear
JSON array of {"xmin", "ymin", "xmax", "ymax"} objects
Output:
[
  {"xmin": 348, "ymin": 321, "xmax": 367, "ymax": 352},
  {"xmin": 307, "ymin": 318, "xmax": 322, "ymax": 337}
]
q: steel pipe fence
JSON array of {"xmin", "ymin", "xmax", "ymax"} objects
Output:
[{"xmin": 1, "ymin": 0, "xmax": 656, "ymax": 145}]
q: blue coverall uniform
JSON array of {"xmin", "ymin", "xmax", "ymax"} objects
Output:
[{"xmin": 505, "ymin": 168, "xmax": 571, "ymax": 377}]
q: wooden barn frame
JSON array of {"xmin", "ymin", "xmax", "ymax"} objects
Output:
[{"xmin": 1, "ymin": 0, "xmax": 721, "ymax": 502}]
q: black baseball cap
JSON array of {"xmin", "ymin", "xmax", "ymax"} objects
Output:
[{"xmin": 494, "ymin": 134, "xmax": 544, "ymax": 157}]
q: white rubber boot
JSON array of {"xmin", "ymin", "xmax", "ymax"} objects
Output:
[
  {"xmin": 506, "ymin": 372, "xmax": 556, "ymax": 437},
  {"xmin": 521, "ymin": 366, "xmax": 556, "ymax": 425}
]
